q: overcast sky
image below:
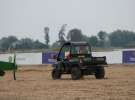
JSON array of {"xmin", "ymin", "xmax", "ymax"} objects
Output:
[{"xmin": 0, "ymin": 0, "xmax": 135, "ymax": 44}]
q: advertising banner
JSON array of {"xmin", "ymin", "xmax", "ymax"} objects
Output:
[
  {"xmin": 42, "ymin": 52, "xmax": 64, "ymax": 64},
  {"xmin": 0, "ymin": 54, "xmax": 14, "ymax": 63},
  {"xmin": 16, "ymin": 53, "xmax": 42, "ymax": 65},
  {"xmin": 123, "ymin": 51, "xmax": 135, "ymax": 64}
]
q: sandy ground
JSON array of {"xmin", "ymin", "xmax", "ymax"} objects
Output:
[{"xmin": 0, "ymin": 64, "xmax": 135, "ymax": 100}]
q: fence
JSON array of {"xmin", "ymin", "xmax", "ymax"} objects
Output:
[{"xmin": 0, "ymin": 49, "xmax": 135, "ymax": 65}]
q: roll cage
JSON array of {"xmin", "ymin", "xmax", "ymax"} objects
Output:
[{"xmin": 57, "ymin": 42, "xmax": 92, "ymax": 61}]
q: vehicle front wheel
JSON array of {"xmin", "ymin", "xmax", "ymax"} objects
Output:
[
  {"xmin": 52, "ymin": 69, "xmax": 61, "ymax": 80},
  {"xmin": 71, "ymin": 67, "xmax": 82, "ymax": 80},
  {"xmin": 0, "ymin": 70, "xmax": 5, "ymax": 76},
  {"xmin": 95, "ymin": 66, "xmax": 105, "ymax": 79}
]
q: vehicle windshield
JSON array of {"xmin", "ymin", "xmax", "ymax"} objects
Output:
[
  {"xmin": 71, "ymin": 45, "xmax": 91, "ymax": 54},
  {"xmin": 58, "ymin": 45, "xmax": 70, "ymax": 59}
]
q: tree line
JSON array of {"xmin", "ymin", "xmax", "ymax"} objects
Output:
[
  {"xmin": 0, "ymin": 27, "xmax": 135, "ymax": 52},
  {"xmin": 0, "ymin": 36, "xmax": 47, "ymax": 52},
  {"xmin": 52, "ymin": 28, "xmax": 135, "ymax": 48}
]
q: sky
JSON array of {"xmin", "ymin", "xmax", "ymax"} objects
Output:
[{"xmin": 0, "ymin": 0, "xmax": 135, "ymax": 44}]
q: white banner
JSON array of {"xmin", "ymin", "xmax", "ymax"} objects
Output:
[
  {"xmin": 16, "ymin": 53, "xmax": 42, "ymax": 65},
  {"xmin": 0, "ymin": 49, "xmax": 132, "ymax": 65}
]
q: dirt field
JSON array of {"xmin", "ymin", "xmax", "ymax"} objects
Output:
[{"xmin": 0, "ymin": 64, "xmax": 135, "ymax": 100}]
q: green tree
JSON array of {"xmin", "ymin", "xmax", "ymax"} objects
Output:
[
  {"xmin": 89, "ymin": 36, "xmax": 98, "ymax": 46},
  {"xmin": 67, "ymin": 28, "xmax": 83, "ymax": 41},
  {"xmin": 52, "ymin": 41, "xmax": 60, "ymax": 48},
  {"xmin": 44, "ymin": 27, "xmax": 50, "ymax": 47},
  {"xmin": 0, "ymin": 36, "xmax": 48, "ymax": 52},
  {"xmin": 0, "ymin": 36, "xmax": 18, "ymax": 51},
  {"xmin": 82, "ymin": 35, "xmax": 89, "ymax": 42},
  {"xmin": 97, "ymin": 31, "xmax": 109, "ymax": 47},
  {"xmin": 109, "ymin": 30, "xmax": 135, "ymax": 47},
  {"xmin": 98, "ymin": 31, "xmax": 107, "ymax": 40},
  {"xmin": 15, "ymin": 38, "xmax": 47, "ymax": 50},
  {"xmin": 58, "ymin": 24, "xmax": 67, "ymax": 45},
  {"xmin": 19, "ymin": 38, "xmax": 34, "ymax": 49},
  {"xmin": 33, "ymin": 40, "xmax": 47, "ymax": 49}
]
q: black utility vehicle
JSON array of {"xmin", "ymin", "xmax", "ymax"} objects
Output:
[{"xmin": 52, "ymin": 41, "xmax": 107, "ymax": 80}]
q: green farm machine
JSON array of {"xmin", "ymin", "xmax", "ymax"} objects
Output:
[{"xmin": 0, "ymin": 54, "xmax": 17, "ymax": 80}]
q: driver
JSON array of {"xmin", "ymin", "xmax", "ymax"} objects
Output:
[{"xmin": 65, "ymin": 51, "xmax": 70, "ymax": 59}]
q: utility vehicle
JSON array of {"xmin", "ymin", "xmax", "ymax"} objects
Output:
[{"xmin": 52, "ymin": 42, "xmax": 107, "ymax": 80}]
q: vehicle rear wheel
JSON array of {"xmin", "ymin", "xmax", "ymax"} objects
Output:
[
  {"xmin": 0, "ymin": 70, "xmax": 5, "ymax": 76},
  {"xmin": 71, "ymin": 67, "xmax": 82, "ymax": 80},
  {"xmin": 52, "ymin": 69, "xmax": 61, "ymax": 80},
  {"xmin": 95, "ymin": 66, "xmax": 105, "ymax": 79}
]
